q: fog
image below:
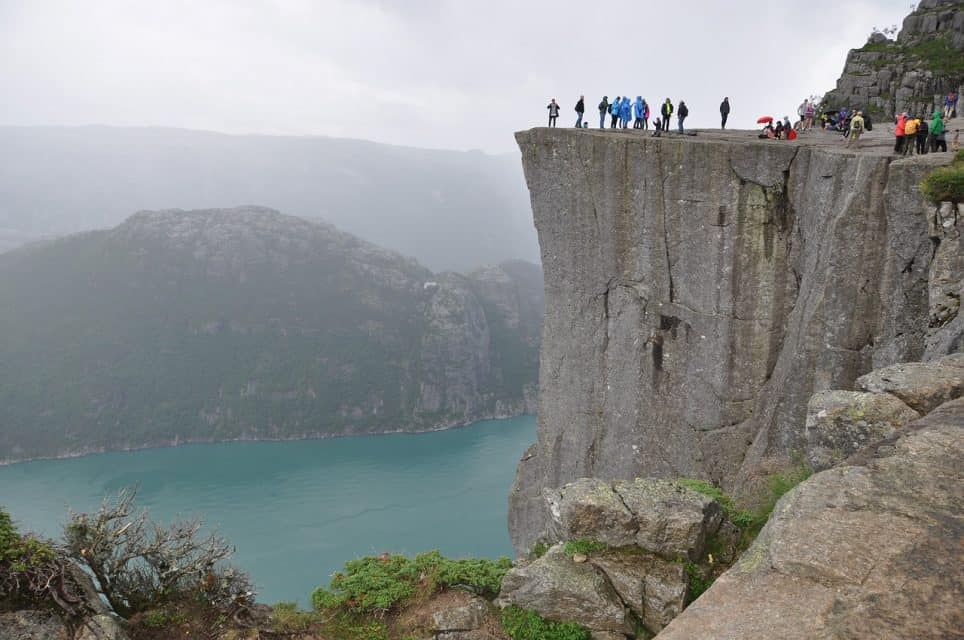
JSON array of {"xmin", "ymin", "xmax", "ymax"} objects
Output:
[{"xmin": 1, "ymin": 0, "xmax": 913, "ymax": 153}]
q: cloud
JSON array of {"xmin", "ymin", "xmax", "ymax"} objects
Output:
[{"xmin": 0, "ymin": 0, "xmax": 915, "ymax": 152}]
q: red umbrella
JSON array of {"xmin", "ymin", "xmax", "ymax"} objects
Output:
[{"xmin": 757, "ymin": 116, "xmax": 773, "ymax": 124}]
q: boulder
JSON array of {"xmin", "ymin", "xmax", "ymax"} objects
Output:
[
  {"xmin": 0, "ymin": 610, "xmax": 69, "ymax": 640},
  {"xmin": 496, "ymin": 544, "xmax": 632, "ymax": 636},
  {"xmin": 613, "ymin": 479, "xmax": 722, "ymax": 561},
  {"xmin": 436, "ymin": 632, "xmax": 499, "ymax": 640},
  {"xmin": 856, "ymin": 361, "xmax": 963, "ymax": 414},
  {"xmin": 590, "ymin": 551, "xmax": 686, "ymax": 635},
  {"xmin": 803, "ymin": 390, "xmax": 920, "ymax": 470},
  {"xmin": 431, "ymin": 596, "xmax": 489, "ymax": 633},
  {"xmin": 75, "ymin": 615, "xmax": 128, "ymax": 640},
  {"xmin": 544, "ymin": 478, "xmax": 637, "ymax": 547},
  {"xmin": 656, "ymin": 398, "xmax": 964, "ymax": 639}
]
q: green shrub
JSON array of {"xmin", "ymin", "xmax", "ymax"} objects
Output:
[
  {"xmin": 563, "ymin": 539, "xmax": 606, "ymax": 556},
  {"xmin": 311, "ymin": 550, "xmax": 511, "ymax": 614},
  {"xmin": 142, "ymin": 610, "xmax": 173, "ymax": 628},
  {"xmin": 500, "ymin": 606, "xmax": 591, "ymax": 640},
  {"xmin": 682, "ymin": 562, "xmax": 712, "ymax": 602},
  {"xmin": 921, "ymin": 163, "xmax": 964, "ymax": 203},
  {"xmin": 531, "ymin": 542, "xmax": 549, "ymax": 558},
  {"xmin": 676, "ymin": 478, "xmax": 755, "ymax": 529},
  {"xmin": 271, "ymin": 601, "xmax": 315, "ymax": 632},
  {"xmin": 0, "ymin": 506, "xmax": 66, "ymax": 606}
]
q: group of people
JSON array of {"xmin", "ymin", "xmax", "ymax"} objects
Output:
[
  {"xmin": 548, "ymin": 96, "xmax": 690, "ymax": 133},
  {"xmin": 759, "ymin": 116, "xmax": 799, "ymax": 141},
  {"xmin": 893, "ymin": 111, "xmax": 952, "ymax": 154},
  {"xmin": 547, "ymin": 93, "xmax": 959, "ymax": 154}
]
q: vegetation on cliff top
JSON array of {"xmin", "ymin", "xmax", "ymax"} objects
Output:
[{"xmin": 920, "ymin": 151, "xmax": 964, "ymax": 203}]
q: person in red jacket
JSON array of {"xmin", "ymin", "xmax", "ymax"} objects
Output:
[{"xmin": 894, "ymin": 112, "xmax": 908, "ymax": 154}]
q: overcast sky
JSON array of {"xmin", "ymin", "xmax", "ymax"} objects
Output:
[{"xmin": 1, "ymin": 0, "xmax": 914, "ymax": 153}]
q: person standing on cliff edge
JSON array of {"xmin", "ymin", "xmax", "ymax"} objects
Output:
[
  {"xmin": 546, "ymin": 99, "xmax": 560, "ymax": 127},
  {"xmin": 847, "ymin": 110, "xmax": 865, "ymax": 148},
  {"xmin": 720, "ymin": 97, "xmax": 730, "ymax": 129},
  {"xmin": 661, "ymin": 98, "xmax": 674, "ymax": 132},
  {"xmin": 598, "ymin": 96, "xmax": 609, "ymax": 129},
  {"xmin": 677, "ymin": 100, "xmax": 689, "ymax": 133},
  {"xmin": 894, "ymin": 111, "xmax": 907, "ymax": 154},
  {"xmin": 574, "ymin": 95, "xmax": 585, "ymax": 128}
]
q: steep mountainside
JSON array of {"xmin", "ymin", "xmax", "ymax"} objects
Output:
[
  {"xmin": 823, "ymin": 0, "xmax": 963, "ymax": 119},
  {"xmin": 0, "ymin": 126, "xmax": 536, "ymax": 272},
  {"xmin": 0, "ymin": 207, "xmax": 542, "ymax": 463},
  {"xmin": 507, "ymin": 127, "xmax": 959, "ymax": 554}
]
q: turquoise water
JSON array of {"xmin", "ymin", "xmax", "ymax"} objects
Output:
[{"xmin": 0, "ymin": 416, "xmax": 535, "ymax": 605}]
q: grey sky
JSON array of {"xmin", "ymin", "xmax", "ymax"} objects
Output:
[{"xmin": 1, "ymin": 0, "xmax": 913, "ymax": 153}]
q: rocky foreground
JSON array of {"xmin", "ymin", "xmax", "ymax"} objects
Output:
[{"xmin": 509, "ymin": 123, "xmax": 961, "ymax": 556}]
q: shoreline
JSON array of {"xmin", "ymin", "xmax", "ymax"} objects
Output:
[{"xmin": 0, "ymin": 410, "xmax": 536, "ymax": 468}]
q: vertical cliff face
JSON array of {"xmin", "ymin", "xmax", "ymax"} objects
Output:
[{"xmin": 508, "ymin": 128, "xmax": 953, "ymax": 554}]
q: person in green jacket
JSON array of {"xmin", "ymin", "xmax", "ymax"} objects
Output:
[{"xmin": 929, "ymin": 111, "xmax": 947, "ymax": 152}]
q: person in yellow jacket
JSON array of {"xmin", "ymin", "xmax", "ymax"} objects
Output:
[
  {"xmin": 903, "ymin": 116, "xmax": 920, "ymax": 156},
  {"xmin": 847, "ymin": 111, "xmax": 865, "ymax": 148}
]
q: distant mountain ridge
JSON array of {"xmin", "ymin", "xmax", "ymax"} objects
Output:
[
  {"xmin": 0, "ymin": 206, "xmax": 543, "ymax": 463},
  {"xmin": 0, "ymin": 125, "xmax": 537, "ymax": 272}
]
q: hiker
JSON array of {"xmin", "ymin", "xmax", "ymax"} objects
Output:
[
  {"xmin": 916, "ymin": 117, "xmax": 930, "ymax": 155},
  {"xmin": 894, "ymin": 112, "xmax": 907, "ymax": 154},
  {"xmin": 847, "ymin": 110, "xmax": 865, "ymax": 148},
  {"xmin": 903, "ymin": 115, "xmax": 920, "ymax": 156},
  {"xmin": 797, "ymin": 100, "xmax": 808, "ymax": 130},
  {"xmin": 677, "ymin": 100, "xmax": 689, "ymax": 133},
  {"xmin": 944, "ymin": 92, "xmax": 958, "ymax": 119},
  {"xmin": 620, "ymin": 97, "xmax": 632, "ymax": 129},
  {"xmin": 546, "ymin": 99, "xmax": 560, "ymax": 127},
  {"xmin": 611, "ymin": 97, "xmax": 621, "ymax": 128},
  {"xmin": 805, "ymin": 100, "xmax": 815, "ymax": 131},
  {"xmin": 642, "ymin": 99, "xmax": 650, "ymax": 130},
  {"xmin": 598, "ymin": 96, "xmax": 609, "ymax": 129},
  {"xmin": 634, "ymin": 96, "xmax": 645, "ymax": 129},
  {"xmin": 720, "ymin": 97, "xmax": 730, "ymax": 129},
  {"xmin": 774, "ymin": 119, "xmax": 785, "ymax": 139},
  {"xmin": 575, "ymin": 95, "xmax": 585, "ymax": 128},
  {"xmin": 661, "ymin": 98, "xmax": 674, "ymax": 132},
  {"xmin": 783, "ymin": 116, "xmax": 792, "ymax": 137},
  {"xmin": 930, "ymin": 110, "xmax": 947, "ymax": 152}
]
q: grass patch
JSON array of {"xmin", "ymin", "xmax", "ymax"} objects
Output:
[
  {"xmin": 500, "ymin": 606, "xmax": 592, "ymax": 640},
  {"xmin": 563, "ymin": 539, "xmax": 606, "ymax": 556},
  {"xmin": 271, "ymin": 601, "xmax": 316, "ymax": 633},
  {"xmin": 310, "ymin": 550, "xmax": 511, "ymax": 615},
  {"xmin": 921, "ymin": 153, "xmax": 964, "ymax": 203},
  {"xmin": 531, "ymin": 541, "xmax": 549, "ymax": 559},
  {"xmin": 682, "ymin": 562, "xmax": 712, "ymax": 602}
]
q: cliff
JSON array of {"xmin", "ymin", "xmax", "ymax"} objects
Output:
[
  {"xmin": 508, "ymin": 127, "xmax": 959, "ymax": 554},
  {"xmin": 823, "ymin": 0, "xmax": 963, "ymax": 119},
  {"xmin": 0, "ymin": 207, "xmax": 541, "ymax": 463}
]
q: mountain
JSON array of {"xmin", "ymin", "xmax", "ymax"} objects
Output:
[
  {"xmin": 0, "ymin": 207, "xmax": 542, "ymax": 463},
  {"xmin": 0, "ymin": 126, "xmax": 537, "ymax": 272},
  {"xmin": 823, "ymin": 0, "xmax": 963, "ymax": 120}
]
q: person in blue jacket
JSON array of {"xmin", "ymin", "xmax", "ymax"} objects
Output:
[
  {"xmin": 633, "ymin": 96, "xmax": 645, "ymax": 129},
  {"xmin": 619, "ymin": 97, "xmax": 632, "ymax": 129},
  {"xmin": 610, "ymin": 96, "xmax": 621, "ymax": 128}
]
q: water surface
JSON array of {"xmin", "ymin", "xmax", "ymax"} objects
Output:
[{"xmin": 0, "ymin": 416, "xmax": 535, "ymax": 605}]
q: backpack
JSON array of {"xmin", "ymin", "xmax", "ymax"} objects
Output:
[{"xmin": 864, "ymin": 114, "xmax": 873, "ymax": 131}]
